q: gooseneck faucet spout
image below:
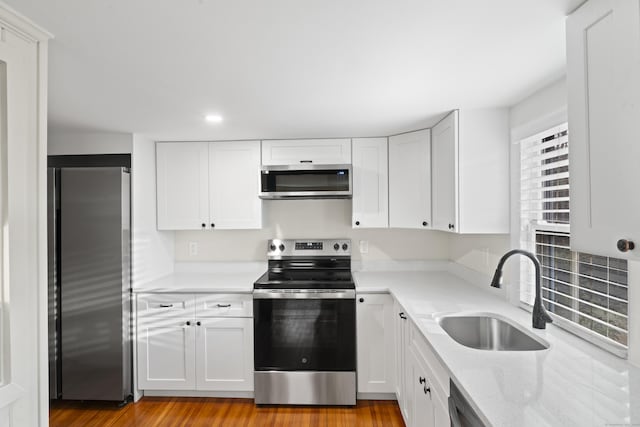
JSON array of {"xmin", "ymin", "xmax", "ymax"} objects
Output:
[{"xmin": 490, "ymin": 249, "xmax": 553, "ymax": 330}]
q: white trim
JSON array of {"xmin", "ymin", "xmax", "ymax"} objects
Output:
[
  {"xmin": 0, "ymin": 383, "xmax": 24, "ymax": 408},
  {"xmin": 143, "ymin": 390, "xmax": 254, "ymax": 398},
  {"xmin": 0, "ymin": 3, "xmax": 52, "ymax": 42}
]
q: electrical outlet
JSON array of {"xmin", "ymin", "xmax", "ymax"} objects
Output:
[
  {"xmin": 359, "ymin": 240, "xmax": 369, "ymax": 254},
  {"xmin": 188, "ymin": 241, "xmax": 198, "ymax": 256}
]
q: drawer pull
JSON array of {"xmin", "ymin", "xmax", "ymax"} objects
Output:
[
  {"xmin": 159, "ymin": 304, "xmax": 174, "ymax": 308},
  {"xmin": 419, "ymin": 376, "xmax": 426, "ymax": 385},
  {"xmin": 217, "ymin": 304, "xmax": 232, "ymax": 308}
]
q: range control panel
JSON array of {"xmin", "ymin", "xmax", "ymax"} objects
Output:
[{"xmin": 268, "ymin": 239, "xmax": 351, "ymax": 258}]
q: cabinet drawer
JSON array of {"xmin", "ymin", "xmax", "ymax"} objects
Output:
[
  {"xmin": 137, "ymin": 293, "xmax": 196, "ymax": 318},
  {"xmin": 195, "ymin": 294, "xmax": 253, "ymax": 318},
  {"xmin": 410, "ymin": 322, "xmax": 449, "ymax": 398}
]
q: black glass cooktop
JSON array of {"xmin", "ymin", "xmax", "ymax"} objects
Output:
[{"xmin": 253, "ymin": 257, "xmax": 354, "ymax": 290}]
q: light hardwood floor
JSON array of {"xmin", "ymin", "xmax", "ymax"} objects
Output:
[{"xmin": 50, "ymin": 398, "xmax": 405, "ymax": 427}]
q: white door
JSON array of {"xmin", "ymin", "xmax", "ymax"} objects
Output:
[
  {"xmin": 394, "ymin": 302, "xmax": 409, "ymax": 421},
  {"xmin": 408, "ymin": 346, "xmax": 435, "ymax": 427},
  {"xmin": 356, "ymin": 293, "xmax": 395, "ymax": 393},
  {"xmin": 431, "ymin": 111, "xmax": 458, "ymax": 233},
  {"xmin": 567, "ymin": 0, "xmax": 640, "ymax": 258},
  {"xmin": 261, "ymin": 139, "xmax": 351, "ymax": 165},
  {"xmin": 137, "ymin": 317, "xmax": 196, "ymax": 390},
  {"xmin": 389, "ymin": 130, "xmax": 431, "ymax": 229},
  {"xmin": 195, "ymin": 317, "xmax": 254, "ymax": 391},
  {"xmin": 209, "ymin": 141, "xmax": 262, "ymax": 229},
  {"xmin": 156, "ymin": 142, "xmax": 209, "ymax": 230},
  {"xmin": 352, "ymin": 138, "xmax": 389, "ymax": 228}
]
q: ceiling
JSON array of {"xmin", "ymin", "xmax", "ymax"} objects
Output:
[{"xmin": 9, "ymin": 0, "xmax": 584, "ymax": 141}]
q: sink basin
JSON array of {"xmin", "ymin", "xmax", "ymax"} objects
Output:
[{"xmin": 437, "ymin": 313, "xmax": 549, "ymax": 351}]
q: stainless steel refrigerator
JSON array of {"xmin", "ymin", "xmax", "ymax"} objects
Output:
[{"xmin": 48, "ymin": 163, "xmax": 132, "ymax": 402}]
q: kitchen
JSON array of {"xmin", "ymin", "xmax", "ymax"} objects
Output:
[{"xmin": 1, "ymin": 0, "xmax": 640, "ymax": 426}]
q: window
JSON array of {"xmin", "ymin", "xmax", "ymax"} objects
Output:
[{"xmin": 519, "ymin": 123, "xmax": 628, "ymax": 354}]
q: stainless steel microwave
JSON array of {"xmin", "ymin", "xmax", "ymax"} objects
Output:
[{"xmin": 259, "ymin": 164, "xmax": 352, "ymax": 199}]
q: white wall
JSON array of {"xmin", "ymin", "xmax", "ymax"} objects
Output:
[
  {"xmin": 175, "ymin": 199, "xmax": 450, "ymax": 262},
  {"xmin": 48, "ymin": 130, "xmax": 133, "ymax": 155},
  {"xmin": 132, "ymin": 134, "xmax": 175, "ymax": 286}
]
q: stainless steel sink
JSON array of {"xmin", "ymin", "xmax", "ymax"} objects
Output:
[{"xmin": 437, "ymin": 313, "xmax": 549, "ymax": 351}]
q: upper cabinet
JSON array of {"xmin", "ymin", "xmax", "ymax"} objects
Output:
[
  {"xmin": 157, "ymin": 142, "xmax": 209, "ymax": 230},
  {"xmin": 352, "ymin": 138, "xmax": 388, "ymax": 228},
  {"xmin": 389, "ymin": 130, "xmax": 431, "ymax": 229},
  {"xmin": 209, "ymin": 141, "xmax": 262, "ymax": 229},
  {"xmin": 431, "ymin": 109, "xmax": 509, "ymax": 234},
  {"xmin": 261, "ymin": 139, "xmax": 351, "ymax": 165},
  {"xmin": 156, "ymin": 141, "xmax": 262, "ymax": 230},
  {"xmin": 567, "ymin": 0, "xmax": 640, "ymax": 258}
]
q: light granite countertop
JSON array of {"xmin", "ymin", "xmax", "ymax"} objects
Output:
[{"xmin": 354, "ymin": 269, "xmax": 640, "ymax": 427}]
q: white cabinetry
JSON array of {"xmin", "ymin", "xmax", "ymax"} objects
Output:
[
  {"xmin": 567, "ymin": 0, "xmax": 640, "ymax": 258},
  {"xmin": 394, "ymin": 301, "xmax": 410, "ymax": 419},
  {"xmin": 406, "ymin": 345, "xmax": 435, "ymax": 427},
  {"xmin": 356, "ymin": 293, "xmax": 395, "ymax": 394},
  {"xmin": 352, "ymin": 138, "xmax": 388, "ymax": 228},
  {"xmin": 261, "ymin": 139, "xmax": 351, "ymax": 165},
  {"xmin": 156, "ymin": 142, "xmax": 209, "ymax": 230},
  {"xmin": 136, "ymin": 293, "xmax": 253, "ymax": 393},
  {"xmin": 431, "ymin": 109, "xmax": 509, "ymax": 234},
  {"xmin": 209, "ymin": 141, "xmax": 262, "ymax": 229},
  {"xmin": 156, "ymin": 141, "xmax": 261, "ymax": 230},
  {"xmin": 388, "ymin": 130, "xmax": 431, "ymax": 229}
]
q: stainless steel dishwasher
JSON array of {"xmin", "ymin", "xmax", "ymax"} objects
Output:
[{"xmin": 449, "ymin": 380, "xmax": 486, "ymax": 427}]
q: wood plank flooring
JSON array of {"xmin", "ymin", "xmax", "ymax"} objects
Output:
[{"xmin": 50, "ymin": 398, "xmax": 405, "ymax": 427}]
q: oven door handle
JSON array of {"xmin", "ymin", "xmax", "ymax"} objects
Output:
[{"xmin": 253, "ymin": 289, "xmax": 356, "ymax": 299}]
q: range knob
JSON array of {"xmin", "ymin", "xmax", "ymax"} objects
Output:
[
  {"xmin": 278, "ymin": 243, "xmax": 285, "ymax": 251},
  {"xmin": 342, "ymin": 243, "xmax": 348, "ymax": 251},
  {"xmin": 333, "ymin": 243, "xmax": 340, "ymax": 251},
  {"xmin": 269, "ymin": 243, "xmax": 276, "ymax": 251}
]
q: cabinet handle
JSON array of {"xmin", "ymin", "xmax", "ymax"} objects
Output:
[
  {"xmin": 617, "ymin": 239, "xmax": 635, "ymax": 252},
  {"xmin": 300, "ymin": 160, "xmax": 313, "ymax": 163},
  {"xmin": 399, "ymin": 312, "xmax": 407, "ymax": 320},
  {"xmin": 424, "ymin": 386, "xmax": 431, "ymax": 395},
  {"xmin": 159, "ymin": 304, "xmax": 174, "ymax": 308},
  {"xmin": 448, "ymin": 223, "xmax": 455, "ymax": 230},
  {"xmin": 359, "ymin": 297, "xmax": 365, "ymax": 303},
  {"xmin": 211, "ymin": 223, "xmax": 215, "ymax": 228},
  {"xmin": 422, "ymin": 221, "xmax": 428, "ymax": 227},
  {"xmin": 217, "ymin": 304, "xmax": 231, "ymax": 308},
  {"xmin": 419, "ymin": 376, "xmax": 426, "ymax": 385},
  {"xmin": 201, "ymin": 223, "xmax": 206, "ymax": 228},
  {"xmin": 196, "ymin": 321, "xmax": 201, "ymax": 326},
  {"xmin": 355, "ymin": 221, "xmax": 360, "ymax": 226},
  {"xmin": 186, "ymin": 321, "xmax": 191, "ymax": 326}
]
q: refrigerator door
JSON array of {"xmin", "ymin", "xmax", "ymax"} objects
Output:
[{"xmin": 59, "ymin": 167, "xmax": 131, "ymax": 401}]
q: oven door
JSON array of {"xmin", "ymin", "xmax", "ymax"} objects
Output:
[
  {"xmin": 253, "ymin": 290, "xmax": 356, "ymax": 371},
  {"xmin": 259, "ymin": 165, "xmax": 352, "ymax": 199}
]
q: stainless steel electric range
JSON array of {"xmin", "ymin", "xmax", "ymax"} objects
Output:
[{"xmin": 253, "ymin": 238, "xmax": 356, "ymax": 406}]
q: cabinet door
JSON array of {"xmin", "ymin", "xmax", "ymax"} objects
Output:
[
  {"xmin": 408, "ymin": 346, "xmax": 435, "ymax": 427},
  {"xmin": 389, "ymin": 130, "xmax": 431, "ymax": 229},
  {"xmin": 356, "ymin": 293, "xmax": 395, "ymax": 393},
  {"xmin": 394, "ymin": 302, "xmax": 409, "ymax": 421},
  {"xmin": 156, "ymin": 142, "xmax": 209, "ymax": 230},
  {"xmin": 137, "ymin": 317, "xmax": 196, "ymax": 390},
  {"xmin": 261, "ymin": 139, "xmax": 351, "ymax": 165},
  {"xmin": 195, "ymin": 317, "xmax": 254, "ymax": 391},
  {"xmin": 567, "ymin": 0, "xmax": 640, "ymax": 258},
  {"xmin": 209, "ymin": 141, "xmax": 262, "ymax": 229},
  {"xmin": 431, "ymin": 111, "xmax": 458, "ymax": 233},
  {"xmin": 352, "ymin": 138, "xmax": 389, "ymax": 228}
]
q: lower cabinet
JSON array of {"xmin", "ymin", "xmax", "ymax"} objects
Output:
[
  {"xmin": 394, "ymin": 299, "xmax": 450, "ymax": 427},
  {"xmin": 356, "ymin": 293, "xmax": 395, "ymax": 394},
  {"xmin": 136, "ymin": 293, "xmax": 253, "ymax": 393}
]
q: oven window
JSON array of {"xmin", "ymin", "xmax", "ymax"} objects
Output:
[
  {"xmin": 254, "ymin": 299, "xmax": 356, "ymax": 371},
  {"xmin": 261, "ymin": 170, "xmax": 349, "ymax": 193}
]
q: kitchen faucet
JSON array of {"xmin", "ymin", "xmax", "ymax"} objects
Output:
[{"xmin": 490, "ymin": 249, "xmax": 553, "ymax": 330}]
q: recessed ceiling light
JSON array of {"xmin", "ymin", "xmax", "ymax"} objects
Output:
[{"xmin": 205, "ymin": 114, "xmax": 223, "ymax": 123}]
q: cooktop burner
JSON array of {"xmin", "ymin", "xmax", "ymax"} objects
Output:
[{"xmin": 254, "ymin": 238, "xmax": 354, "ymax": 290}]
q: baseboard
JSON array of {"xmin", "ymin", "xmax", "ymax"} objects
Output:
[
  {"xmin": 143, "ymin": 390, "xmax": 254, "ymax": 399},
  {"xmin": 357, "ymin": 392, "xmax": 397, "ymax": 401}
]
